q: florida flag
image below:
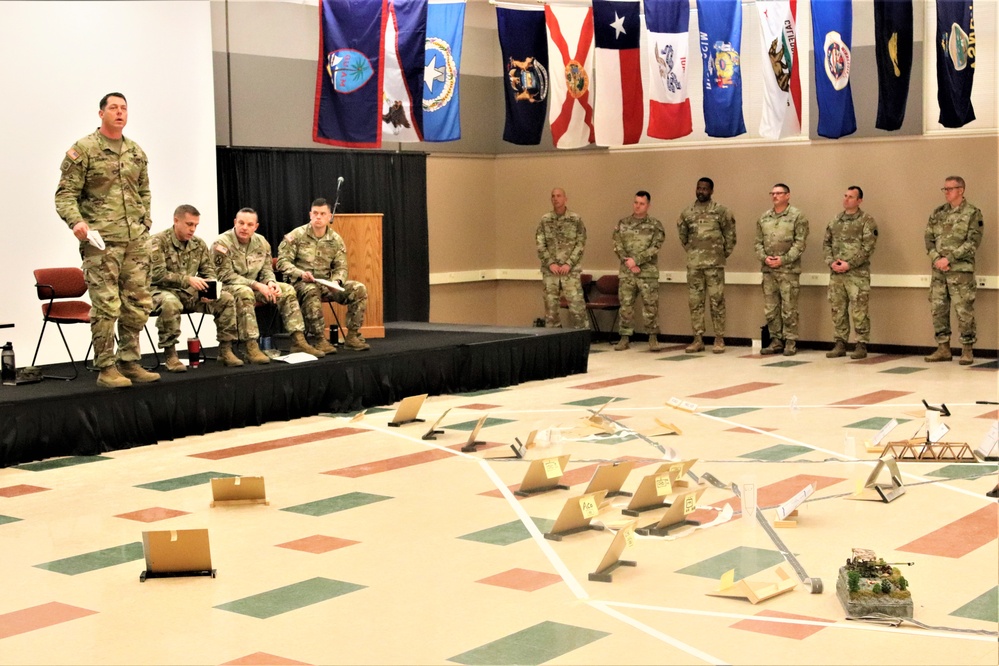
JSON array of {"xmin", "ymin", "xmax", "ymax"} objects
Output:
[
  {"xmin": 593, "ymin": 0, "xmax": 644, "ymax": 146},
  {"xmin": 756, "ymin": 0, "xmax": 801, "ymax": 139},
  {"xmin": 645, "ymin": 0, "xmax": 692, "ymax": 140},
  {"xmin": 545, "ymin": 5, "xmax": 595, "ymax": 149}
]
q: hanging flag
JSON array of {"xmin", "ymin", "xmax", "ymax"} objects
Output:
[
  {"xmin": 874, "ymin": 0, "xmax": 913, "ymax": 131},
  {"xmin": 381, "ymin": 0, "xmax": 427, "ymax": 142},
  {"xmin": 497, "ymin": 6, "xmax": 550, "ymax": 145},
  {"xmin": 696, "ymin": 0, "xmax": 746, "ymax": 138},
  {"xmin": 936, "ymin": 0, "xmax": 975, "ymax": 128},
  {"xmin": 592, "ymin": 0, "xmax": 643, "ymax": 146},
  {"xmin": 314, "ymin": 0, "xmax": 387, "ymax": 148},
  {"xmin": 545, "ymin": 5, "xmax": 595, "ymax": 149},
  {"xmin": 811, "ymin": 0, "xmax": 856, "ymax": 139},
  {"xmin": 645, "ymin": 0, "xmax": 692, "ymax": 140},
  {"xmin": 755, "ymin": 0, "xmax": 801, "ymax": 139},
  {"xmin": 423, "ymin": 1, "xmax": 465, "ymax": 142}
]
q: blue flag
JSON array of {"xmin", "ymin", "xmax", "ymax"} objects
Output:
[
  {"xmin": 811, "ymin": 0, "xmax": 856, "ymax": 138},
  {"xmin": 874, "ymin": 0, "xmax": 913, "ymax": 131},
  {"xmin": 497, "ymin": 7, "xmax": 550, "ymax": 145},
  {"xmin": 936, "ymin": 0, "xmax": 975, "ymax": 128},
  {"xmin": 423, "ymin": 2, "xmax": 465, "ymax": 142},
  {"xmin": 696, "ymin": 0, "xmax": 746, "ymax": 138}
]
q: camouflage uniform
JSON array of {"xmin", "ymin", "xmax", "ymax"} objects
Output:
[
  {"xmin": 612, "ymin": 215, "xmax": 665, "ymax": 336},
  {"xmin": 754, "ymin": 206, "xmax": 809, "ymax": 342},
  {"xmin": 823, "ymin": 209, "xmax": 878, "ymax": 344},
  {"xmin": 536, "ymin": 210, "xmax": 588, "ymax": 329},
  {"xmin": 277, "ymin": 224, "xmax": 368, "ymax": 336},
  {"xmin": 925, "ymin": 199, "xmax": 983, "ymax": 345},
  {"xmin": 149, "ymin": 229, "xmax": 237, "ymax": 348},
  {"xmin": 55, "ymin": 129, "xmax": 152, "ymax": 369},
  {"xmin": 677, "ymin": 200, "xmax": 736, "ymax": 336},
  {"xmin": 213, "ymin": 230, "xmax": 306, "ymax": 339}
]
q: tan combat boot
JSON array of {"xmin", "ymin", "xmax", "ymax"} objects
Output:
[
  {"xmin": 782, "ymin": 340, "xmax": 797, "ymax": 356},
  {"xmin": 850, "ymin": 342, "xmax": 868, "ymax": 360},
  {"xmin": 648, "ymin": 334, "xmax": 661, "ymax": 352},
  {"xmin": 162, "ymin": 346, "xmax": 187, "ymax": 373},
  {"xmin": 713, "ymin": 337, "xmax": 726, "ymax": 354},
  {"xmin": 760, "ymin": 339, "xmax": 783, "ymax": 355},
  {"xmin": 97, "ymin": 365, "xmax": 132, "ymax": 388},
  {"xmin": 217, "ymin": 341, "xmax": 244, "ymax": 367},
  {"xmin": 924, "ymin": 343, "xmax": 951, "ymax": 363},
  {"xmin": 826, "ymin": 341, "xmax": 846, "ymax": 358},
  {"xmin": 344, "ymin": 330, "xmax": 370, "ymax": 351},
  {"xmin": 311, "ymin": 336, "xmax": 338, "ymax": 354},
  {"xmin": 613, "ymin": 335, "xmax": 630, "ymax": 351},
  {"xmin": 117, "ymin": 361, "xmax": 160, "ymax": 383},
  {"xmin": 959, "ymin": 344, "xmax": 973, "ymax": 366},
  {"xmin": 244, "ymin": 339, "xmax": 271, "ymax": 364},
  {"xmin": 290, "ymin": 331, "xmax": 325, "ymax": 358},
  {"xmin": 685, "ymin": 335, "xmax": 704, "ymax": 353}
]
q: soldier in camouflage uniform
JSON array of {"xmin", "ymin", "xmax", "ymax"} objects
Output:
[
  {"xmin": 924, "ymin": 176, "xmax": 984, "ymax": 365},
  {"xmin": 55, "ymin": 92, "xmax": 160, "ymax": 388},
  {"xmin": 823, "ymin": 186, "xmax": 878, "ymax": 360},
  {"xmin": 277, "ymin": 198, "xmax": 370, "ymax": 351},
  {"xmin": 677, "ymin": 178, "xmax": 736, "ymax": 354},
  {"xmin": 754, "ymin": 183, "xmax": 809, "ymax": 356},
  {"xmin": 150, "ymin": 205, "xmax": 243, "ymax": 371},
  {"xmin": 612, "ymin": 191, "xmax": 665, "ymax": 351},
  {"xmin": 213, "ymin": 208, "xmax": 323, "ymax": 362},
  {"xmin": 536, "ymin": 188, "xmax": 588, "ymax": 329}
]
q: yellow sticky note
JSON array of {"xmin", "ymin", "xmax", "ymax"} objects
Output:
[
  {"xmin": 669, "ymin": 463, "xmax": 682, "ymax": 479},
  {"xmin": 655, "ymin": 474, "xmax": 672, "ymax": 496},
  {"xmin": 719, "ymin": 568, "xmax": 736, "ymax": 590},
  {"xmin": 543, "ymin": 458, "xmax": 562, "ymax": 479},
  {"xmin": 683, "ymin": 494, "xmax": 697, "ymax": 515},
  {"xmin": 579, "ymin": 495, "xmax": 598, "ymax": 519},
  {"xmin": 854, "ymin": 477, "xmax": 864, "ymax": 495},
  {"xmin": 623, "ymin": 527, "xmax": 635, "ymax": 548}
]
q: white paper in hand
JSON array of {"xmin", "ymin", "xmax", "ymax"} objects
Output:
[
  {"xmin": 87, "ymin": 229, "xmax": 105, "ymax": 250},
  {"xmin": 316, "ymin": 278, "xmax": 344, "ymax": 292}
]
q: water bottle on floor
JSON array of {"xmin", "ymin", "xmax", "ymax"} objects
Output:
[{"xmin": 2, "ymin": 342, "xmax": 15, "ymax": 386}]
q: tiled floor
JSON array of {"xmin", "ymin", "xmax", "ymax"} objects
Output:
[{"xmin": 0, "ymin": 340, "xmax": 996, "ymax": 665}]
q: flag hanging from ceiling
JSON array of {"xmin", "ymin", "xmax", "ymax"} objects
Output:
[
  {"xmin": 545, "ymin": 5, "xmax": 595, "ymax": 149},
  {"xmin": 423, "ymin": 1, "xmax": 465, "ymax": 142},
  {"xmin": 381, "ymin": 0, "xmax": 427, "ymax": 142},
  {"xmin": 497, "ymin": 5, "xmax": 550, "ymax": 145},
  {"xmin": 592, "ymin": 0, "xmax": 644, "ymax": 146},
  {"xmin": 873, "ymin": 0, "xmax": 913, "ymax": 131},
  {"xmin": 696, "ymin": 0, "xmax": 746, "ymax": 138},
  {"xmin": 755, "ymin": 0, "xmax": 801, "ymax": 140},
  {"xmin": 811, "ymin": 0, "xmax": 856, "ymax": 138},
  {"xmin": 935, "ymin": 0, "xmax": 975, "ymax": 128},
  {"xmin": 645, "ymin": 0, "xmax": 692, "ymax": 140}
]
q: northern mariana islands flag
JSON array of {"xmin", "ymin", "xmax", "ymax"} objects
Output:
[{"xmin": 423, "ymin": 1, "xmax": 465, "ymax": 142}]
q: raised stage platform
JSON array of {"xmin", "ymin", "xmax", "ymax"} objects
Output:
[{"xmin": 0, "ymin": 322, "xmax": 589, "ymax": 467}]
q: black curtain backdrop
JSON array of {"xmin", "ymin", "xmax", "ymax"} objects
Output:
[{"xmin": 216, "ymin": 147, "xmax": 430, "ymax": 322}]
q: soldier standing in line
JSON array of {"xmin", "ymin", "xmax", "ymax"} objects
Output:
[
  {"xmin": 277, "ymin": 198, "xmax": 370, "ymax": 352},
  {"xmin": 213, "ymin": 208, "xmax": 321, "ymax": 363},
  {"xmin": 612, "ymin": 191, "xmax": 665, "ymax": 351},
  {"xmin": 754, "ymin": 183, "xmax": 809, "ymax": 356},
  {"xmin": 823, "ymin": 186, "xmax": 878, "ymax": 360},
  {"xmin": 924, "ymin": 176, "xmax": 984, "ymax": 365},
  {"xmin": 55, "ymin": 92, "xmax": 160, "ymax": 388},
  {"xmin": 677, "ymin": 177, "xmax": 736, "ymax": 354},
  {"xmin": 149, "ymin": 205, "xmax": 244, "ymax": 371},
  {"xmin": 536, "ymin": 188, "xmax": 588, "ymax": 329}
]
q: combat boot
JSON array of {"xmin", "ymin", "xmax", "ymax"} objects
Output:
[
  {"xmin": 290, "ymin": 331, "xmax": 325, "ymax": 358},
  {"xmin": 782, "ymin": 340, "xmax": 797, "ymax": 356},
  {"xmin": 959, "ymin": 344, "xmax": 974, "ymax": 366},
  {"xmin": 97, "ymin": 365, "xmax": 132, "ymax": 388},
  {"xmin": 344, "ymin": 330, "xmax": 370, "ymax": 351},
  {"xmin": 685, "ymin": 335, "xmax": 704, "ymax": 353},
  {"xmin": 311, "ymin": 336, "xmax": 338, "ymax": 354},
  {"xmin": 161, "ymin": 346, "xmax": 187, "ymax": 373},
  {"xmin": 713, "ymin": 337, "xmax": 726, "ymax": 354},
  {"xmin": 760, "ymin": 339, "xmax": 783, "ymax": 355},
  {"xmin": 826, "ymin": 341, "xmax": 846, "ymax": 358},
  {"xmin": 648, "ymin": 334, "xmax": 661, "ymax": 352},
  {"xmin": 850, "ymin": 342, "xmax": 868, "ymax": 360},
  {"xmin": 117, "ymin": 361, "xmax": 161, "ymax": 383},
  {"xmin": 924, "ymin": 343, "xmax": 951, "ymax": 363},
  {"xmin": 244, "ymin": 339, "xmax": 271, "ymax": 364},
  {"xmin": 217, "ymin": 341, "xmax": 244, "ymax": 367},
  {"xmin": 613, "ymin": 335, "xmax": 630, "ymax": 351}
]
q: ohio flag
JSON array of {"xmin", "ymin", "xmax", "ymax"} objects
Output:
[
  {"xmin": 592, "ymin": 0, "xmax": 644, "ymax": 146},
  {"xmin": 755, "ymin": 0, "xmax": 801, "ymax": 139},
  {"xmin": 645, "ymin": 0, "xmax": 692, "ymax": 140},
  {"xmin": 545, "ymin": 5, "xmax": 595, "ymax": 149}
]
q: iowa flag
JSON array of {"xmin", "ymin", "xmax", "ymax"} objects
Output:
[
  {"xmin": 545, "ymin": 5, "xmax": 595, "ymax": 149},
  {"xmin": 936, "ymin": 0, "xmax": 975, "ymax": 128},
  {"xmin": 593, "ymin": 0, "xmax": 643, "ymax": 146},
  {"xmin": 755, "ymin": 0, "xmax": 801, "ymax": 139},
  {"xmin": 645, "ymin": 0, "xmax": 692, "ymax": 140}
]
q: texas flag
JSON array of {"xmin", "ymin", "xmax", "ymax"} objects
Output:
[
  {"xmin": 545, "ymin": 5, "xmax": 595, "ymax": 149},
  {"xmin": 645, "ymin": 0, "xmax": 692, "ymax": 140},
  {"xmin": 592, "ymin": 0, "xmax": 644, "ymax": 146}
]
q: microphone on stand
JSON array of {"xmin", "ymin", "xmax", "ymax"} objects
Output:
[{"xmin": 332, "ymin": 176, "xmax": 345, "ymax": 216}]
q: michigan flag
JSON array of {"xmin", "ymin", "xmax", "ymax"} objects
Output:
[
  {"xmin": 645, "ymin": 0, "xmax": 692, "ymax": 140},
  {"xmin": 936, "ymin": 0, "xmax": 975, "ymax": 128},
  {"xmin": 545, "ymin": 5, "xmax": 595, "ymax": 149},
  {"xmin": 593, "ymin": 0, "xmax": 643, "ymax": 146},
  {"xmin": 423, "ymin": 1, "xmax": 465, "ymax": 142},
  {"xmin": 697, "ymin": 0, "xmax": 746, "ymax": 138},
  {"xmin": 498, "ymin": 6, "xmax": 550, "ymax": 145},
  {"xmin": 755, "ymin": 0, "xmax": 801, "ymax": 139},
  {"xmin": 811, "ymin": 0, "xmax": 856, "ymax": 138}
]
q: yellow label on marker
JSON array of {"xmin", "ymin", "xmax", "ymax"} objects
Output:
[
  {"xmin": 719, "ymin": 568, "xmax": 736, "ymax": 589},
  {"xmin": 579, "ymin": 495, "xmax": 599, "ymax": 519},
  {"xmin": 655, "ymin": 474, "xmax": 672, "ymax": 496},
  {"xmin": 669, "ymin": 463, "xmax": 682, "ymax": 479},
  {"xmin": 543, "ymin": 458, "xmax": 562, "ymax": 479},
  {"xmin": 683, "ymin": 494, "xmax": 697, "ymax": 515},
  {"xmin": 623, "ymin": 527, "xmax": 635, "ymax": 548}
]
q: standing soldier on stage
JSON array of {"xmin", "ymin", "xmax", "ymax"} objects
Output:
[
  {"xmin": 677, "ymin": 177, "xmax": 736, "ymax": 354},
  {"xmin": 823, "ymin": 186, "xmax": 878, "ymax": 360},
  {"xmin": 612, "ymin": 191, "xmax": 665, "ymax": 351},
  {"xmin": 536, "ymin": 188, "xmax": 588, "ymax": 329}
]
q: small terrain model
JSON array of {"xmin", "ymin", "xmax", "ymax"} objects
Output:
[{"xmin": 836, "ymin": 548, "xmax": 914, "ymax": 618}]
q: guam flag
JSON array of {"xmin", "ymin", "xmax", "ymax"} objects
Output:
[
  {"xmin": 936, "ymin": 0, "xmax": 975, "ymax": 128},
  {"xmin": 423, "ymin": 1, "xmax": 465, "ymax": 142},
  {"xmin": 645, "ymin": 0, "xmax": 692, "ymax": 140},
  {"xmin": 811, "ymin": 0, "xmax": 856, "ymax": 139},
  {"xmin": 873, "ymin": 0, "xmax": 913, "ymax": 131},
  {"xmin": 697, "ymin": 0, "xmax": 746, "ymax": 138},
  {"xmin": 497, "ymin": 6, "xmax": 550, "ymax": 145}
]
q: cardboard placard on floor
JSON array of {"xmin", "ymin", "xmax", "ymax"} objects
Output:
[
  {"xmin": 211, "ymin": 476, "xmax": 268, "ymax": 507},
  {"xmin": 140, "ymin": 528, "xmax": 215, "ymax": 582}
]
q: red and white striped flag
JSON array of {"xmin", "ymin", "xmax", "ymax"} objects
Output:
[
  {"xmin": 545, "ymin": 5, "xmax": 595, "ymax": 149},
  {"xmin": 593, "ymin": 0, "xmax": 644, "ymax": 146},
  {"xmin": 645, "ymin": 0, "xmax": 692, "ymax": 140}
]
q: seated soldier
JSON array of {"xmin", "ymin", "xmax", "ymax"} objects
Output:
[
  {"xmin": 277, "ymin": 198, "xmax": 370, "ymax": 351},
  {"xmin": 150, "ymin": 204, "xmax": 243, "ymax": 371},
  {"xmin": 213, "ymin": 208, "xmax": 324, "ymax": 362}
]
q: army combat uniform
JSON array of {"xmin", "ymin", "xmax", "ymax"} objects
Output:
[
  {"xmin": 925, "ymin": 199, "xmax": 983, "ymax": 348},
  {"xmin": 823, "ymin": 209, "xmax": 878, "ymax": 346},
  {"xmin": 677, "ymin": 200, "xmax": 736, "ymax": 339},
  {"xmin": 612, "ymin": 215, "xmax": 665, "ymax": 337},
  {"xmin": 754, "ymin": 205, "xmax": 809, "ymax": 346},
  {"xmin": 536, "ymin": 210, "xmax": 588, "ymax": 329}
]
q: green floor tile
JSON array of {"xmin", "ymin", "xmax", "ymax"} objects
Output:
[
  {"xmin": 456, "ymin": 388, "xmax": 512, "ymax": 398},
  {"xmin": 588, "ymin": 348, "xmax": 608, "ymax": 354},
  {"xmin": 879, "ymin": 366, "xmax": 927, "ymax": 375},
  {"xmin": 458, "ymin": 517, "xmax": 554, "ymax": 546},
  {"xmin": 448, "ymin": 620, "xmax": 609, "ymax": 665},
  {"xmin": 282, "ymin": 491, "xmax": 392, "ymax": 517},
  {"xmin": 950, "ymin": 586, "xmax": 998, "ymax": 623},
  {"xmin": 215, "ymin": 577, "xmax": 366, "ymax": 619},
  {"xmin": 657, "ymin": 354, "xmax": 700, "ymax": 362},
  {"xmin": 563, "ymin": 396, "xmax": 622, "ymax": 407},
  {"xmin": 35, "ymin": 542, "xmax": 144, "ymax": 575},
  {"xmin": 135, "ymin": 471, "xmax": 237, "ymax": 492},
  {"xmin": 703, "ymin": 407, "xmax": 761, "ymax": 418},
  {"xmin": 925, "ymin": 464, "xmax": 998, "ymax": 480},
  {"xmin": 321, "ymin": 406, "xmax": 392, "ymax": 417},
  {"xmin": 763, "ymin": 360, "xmax": 809, "ymax": 367},
  {"xmin": 844, "ymin": 416, "xmax": 913, "ymax": 430},
  {"xmin": 0, "ymin": 515, "xmax": 22, "ymax": 526},
  {"xmin": 739, "ymin": 444, "xmax": 813, "ymax": 461},
  {"xmin": 17, "ymin": 456, "xmax": 112, "ymax": 472},
  {"xmin": 676, "ymin": 546, "xmax": 786, "ymax": 580},
  {"xmin": 446, "ymin": 417, "xmax": 516, "ymax": 431}
]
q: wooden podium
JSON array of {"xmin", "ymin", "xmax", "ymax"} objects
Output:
[{"xmin": 327, "ymin": 213, "xmax": 385, "ymax": 339}]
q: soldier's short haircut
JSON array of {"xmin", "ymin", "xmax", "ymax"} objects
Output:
[
  {"xmin": 847, "ymin": 185, "xmax": 864, "ymax": 199},
  {"xmin": 945, "ymin": 176, "xmax": 966, "ymax": 189},
  {"xmin": 311, "ymin": 198, "xmax": 330, "ymax": 209},
  {"xmin": 237, "ymin": 207, "xmax": 257, "ymax": 216},
  {"xmin": 774, "ymin": 183, "xmax": 790, "ymax": 194},
  {"xmin": 173, "ymin": 204, "xmax": 200, "ymax": 219},
  {"xmin": 635, "ymin": 190, "xmax": 652, "ymax": 202},
  {"xmin": 100, "ymin": 92, "xmax": 127, "ymax": 111},
  {"xmin": 698, "ymin": 177, "xmax": 714, "ymax": 189}
]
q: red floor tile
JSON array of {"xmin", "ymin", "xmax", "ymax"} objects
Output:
[
  {"xmin": 460, "ymin": 403, "xmax": 502, "ymax": 410},
  {"xmin": 829, "ymin": 390, "xmax": 911, "ymax": 408},
  {"xmin": 191, "ymin": 427, "xmax": 367, "ymax": 460},
  {"xmin": 222, "ymin": 653, "xmax": 311, "ymax": 665},
  {"xmin": 114, "ymin": 507, "xmax": 190, "ymax": 523},
  {"xmin": 0, "ymin": 602, "xmax": 97, "ymax": 640},
  {"xmin": 731, "ymin": 609, "xmax": 833, "ymax": 640},
  {"xmin": 725, "ymin": 426, "xmax": 777, "ymax": 434},
  {"xmin": 898, "ymin": 504, "xmax": 998, "ymax": 559},
  {"xmin": 476, "ymin": 568, "xmax": 562, "ymax": 592},
  {"xmin": 570, "ymin": 374, "xmax": 660, "ymax": 390},
  {"xmin": 849, "ymin": 354, "xmax": 908, "ymax": 365},
  {"xmin": 0, "ymin": 484, "xmax": 49, "ymax": 498},
  {"xmin": 690, "ymin": 382, "xmax": 780, "ymax": 399},
  {"xmin": 977, "ymin": 409, "xmax": 998, "ymax": 420},
  {"xmin": 276, "ymin": 535, "xmax": 360, "ymax": 554}
]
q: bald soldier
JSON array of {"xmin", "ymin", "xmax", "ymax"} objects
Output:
[{"xmin": 536, "ymin": 188, "xmax": 588, "ymax": 329}]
